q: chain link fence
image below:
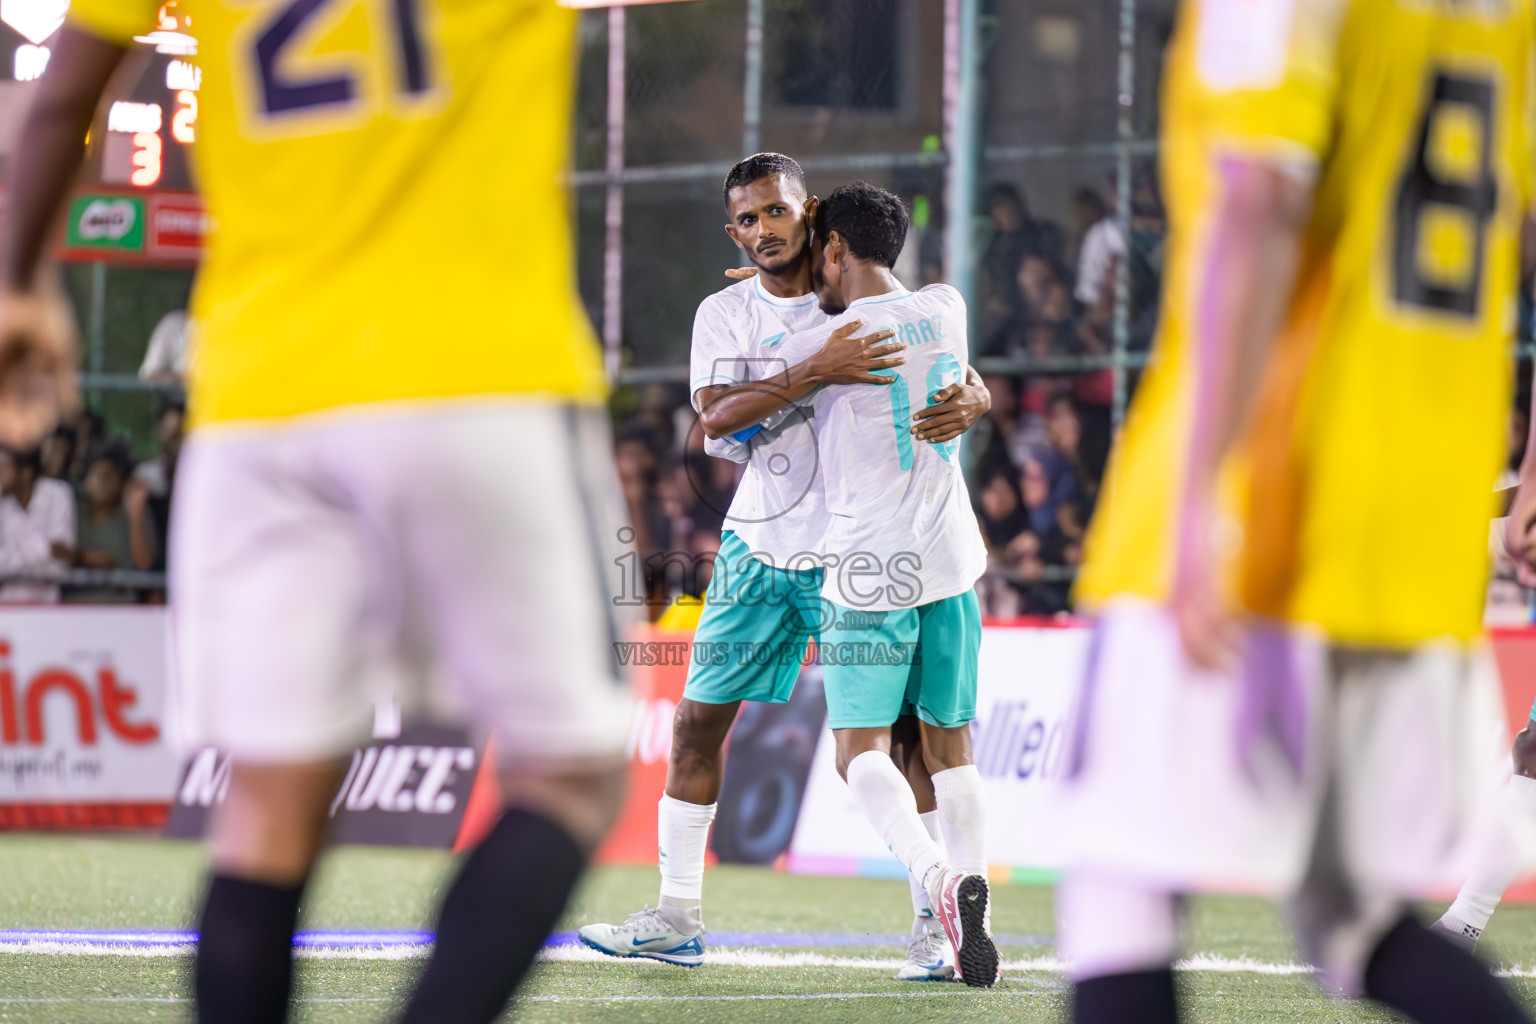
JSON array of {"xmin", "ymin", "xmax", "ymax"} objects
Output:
[
  {"xmin": 23, "ymin": 0, "xmax": 1529, "ymax": 610},
  {"xmin": 584, "ymin": 0, "xmax": 1179, "ymax": 615}
]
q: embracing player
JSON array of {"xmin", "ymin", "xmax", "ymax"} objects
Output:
[
  {"xmin": 578, "ymin": 155, "xmax": 991, "ymax": 980},
  {"xmin": 1060, "ymin": 0, "xmax": 1536, "ymax": 1022},
  {"xmin": 1, "ymin": 3, "xmax": 631, "ymax": 1023},
  {"xmin": 806, "ymin": 182, "xmax": 997, "ymax": 988}
]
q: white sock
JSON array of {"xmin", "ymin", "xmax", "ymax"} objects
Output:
[
  {"xmin": 657, "ymin": 794, "xmax": 716, "ymax": 909},
  {"xmin": 846, "ymin": 751, "xmax": 948, "ymax": 893},
  {"xmin": 933, "ymin": 764, "xmax": 988, "ymax": 877},
  {"xmin": 909, "ymin": 811, "xmax": 945, "ymax": 917},
  {"xmin": 1447, "ymin": 774, "xmax": 1536, "ymax": 931}
]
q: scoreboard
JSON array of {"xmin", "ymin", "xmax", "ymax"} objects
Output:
[
  {"xmin": 3, "ymin": 1, "xmax": 206, "ymax": 262},
  {"xmin": 4, "ymin": 0, "xmax": 198, "ymax": 193}
]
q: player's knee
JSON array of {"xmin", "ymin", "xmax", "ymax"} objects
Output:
[
  {"xmin": 918, "ymin": 730, "xmax": 973, "ymax": 776},
  {"xmin": 209, "ymin": 759, "xmax": 347, "ymax": 885},
  {"xmin": 833, "ymin": 730, "xmax": 888, "ymax": 781},
  {"xmin": 670, "ymin": 701, "xmax": 732, "ymax": 774},
  {"xmin": 498, "ymin": 763, "xmax": 627, "ymax": 855}
]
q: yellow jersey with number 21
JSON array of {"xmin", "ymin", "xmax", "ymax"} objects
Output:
[
  {"xmin": 66, "ymin": 0, "xmax": 606, "ymax": 427},
  {"xmin": 1077, "ymin": 0, "xmax": 1536, "ymax": 646}
]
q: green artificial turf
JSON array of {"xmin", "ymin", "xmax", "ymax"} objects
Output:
[{"xmin": 1, "ymin": 835, "xmax": 1535, "ymax": 1023}]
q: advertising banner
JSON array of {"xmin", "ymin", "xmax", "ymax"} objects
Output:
[
  {"xmin": 787, "ymin": 624, "xmax": 1087, "ymax": 879},
  {"xmin": 6, "ymin": 606, "xmax": 1536, "ymax": 899},
  {"xmin": 164, "ymin": 716, "xmax": 483, "ymax": 848},
  {"xmin": 64, "ymin": 195, "xmax": 145, "ymax": 252},
  {"xmin": 147, "ymin": 192, "xmax": 208, "ymax": 259},
  {"xmin": 458, "ymin": 626, "xmax": 828, "ymax": 867},
  {"xmin": 0, "ymin": 607, "xmax": 179, "ymax": 827}
]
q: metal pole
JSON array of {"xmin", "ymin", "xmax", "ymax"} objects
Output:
[
  {"xmin": 603, "ymin": 5, "xmax": 626, "ymax": 379},
  {"xmin": 88, "ymin": 261, "xmax": 107, "ymax": 374},
  {"xmin": 742, "ymin": 0, "xmax": 764, "ymax": 156},
  {"xmin": 1111, "ymin": 0, "xmax": 1137, "ymax": 429},
  {"xmin": 943, "ymin": 0, "xmax": 980, "ymax": 328}
]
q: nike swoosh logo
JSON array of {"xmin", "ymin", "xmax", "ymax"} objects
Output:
[
  {"xmin": 762, "ymin": 332, "xmax": 786, "ymax": 348},
  {"xmin": 631, "ymin": 935, "xmax": 668, "ymax": 947}
]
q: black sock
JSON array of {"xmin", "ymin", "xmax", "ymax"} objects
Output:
[
  {"xmin": 1365, "ymin": 915, "xmax": 1532, "ymax": 1024},
  {"xmin": 397, "ymin": 808, "xmax": 587, "ymax": 1024},
  {"xmin": 1073, "ymin": 968, "xmax": 1180, "ymax": 1024},
  {"xmin": 195, "ymin": 874, "xmax": 305, "ymax": 1024}
]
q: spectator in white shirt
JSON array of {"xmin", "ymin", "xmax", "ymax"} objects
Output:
[
  {"xmin": 0, "ymin": 447, "xmax": 74, "ymax": 603},
  {"xmin": 1071, "ymin": 186, "xmax": 1127, "ymax": 315},
  {"xmin": 137, "ymin": 310, "xmax": 194, "ymax": 383}
]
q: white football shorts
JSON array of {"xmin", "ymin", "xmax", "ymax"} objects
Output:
[
  {"xmin": 1060, "ymin": 598, "xmax": 1508, "ymax": 897},
  {"xmin": 168, "ymin": 400, "xmax": 635, "ymax": 771}
]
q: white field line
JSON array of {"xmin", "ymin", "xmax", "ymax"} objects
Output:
[
  {"xmin": 5, "ymin": 939, "xmax": 1536, "ymax": 982},
  {"xmin": 0, "ymin": 994, "xmax": 1030, "ymax": 1006},
  {"xmin": 0, "ymin": 941, "xmax": 1291, "ymax": 975}
]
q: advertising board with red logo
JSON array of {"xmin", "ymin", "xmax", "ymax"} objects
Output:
[
  {"xmin": 6, "ymin": 609, "xmax": 1536, "ymax": 906},
  {"xmin": 0, "ymin": 607, "xmax": 180, "ymax": 828},
  {"xmin": 147, "ymin": 193, "xmax": 209, "ymax": 259}
]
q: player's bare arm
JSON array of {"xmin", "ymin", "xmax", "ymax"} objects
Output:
[
  {"xmin": 694, "ymin": 319, "xmax": 902, "ymax": 440},
  {"xmin": 1507, "ymin": 353, "xmax": 1536, "ymax": 585},
  {"xmin": 1172, "ymin": 157, "xmax": 1313, "ymax": 671},
  {"xmin": 0, "ymin": 27, "xmax": 125, "ymax": 448},
  {"xmin": 911, "ymin": 365, "xmax": 990, "ymax": 443}
]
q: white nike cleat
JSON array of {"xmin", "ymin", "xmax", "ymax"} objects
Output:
[
  {"xmin": 576, "ymin": 906, "xmax": 705, "ymax": 966},
  {"xmin": 895, "ymin": 914, "xmax": 955, "ymax": 981},
  {"xmin": 932, "ymin": 868, "xmax": 999, "ymax": 988},
  {"xmin": 1434, "ymin": 911, "xmax": 1482, "ymax": 954}
]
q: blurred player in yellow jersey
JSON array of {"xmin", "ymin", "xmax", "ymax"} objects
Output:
[
  {"xmin": 0, "ymin": 2, "xmax": 632, "ymax": 1022},
  {"xmin": 1061, "ymin": 0, "xmax": 1536, "ymax": 1022}
]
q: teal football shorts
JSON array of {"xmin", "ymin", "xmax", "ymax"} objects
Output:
[
  {"xmin": 820, "ymin": 589, "xmax": 981, "ymax": 730},
  {"xmin": 682, "ymin": 531, "xmax": 825, "ymax": 705}
]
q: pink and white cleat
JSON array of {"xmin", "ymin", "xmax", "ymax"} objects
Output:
[{"xmin": 932, "ymin": 868, "xmax": 998, "ymax": 988}]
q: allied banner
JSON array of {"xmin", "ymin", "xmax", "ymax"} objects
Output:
[{"xmin": 787, "ymin": 624, "xmax": 1087, "ymax": 879}]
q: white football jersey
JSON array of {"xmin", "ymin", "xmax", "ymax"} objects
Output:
[
  {"xmin": 811, "ymin": 285, "xmax": 987, "ymax": 611},
  {"xmin": 689, "ymin": 275, "xmax": 831, "ymax": 567}
]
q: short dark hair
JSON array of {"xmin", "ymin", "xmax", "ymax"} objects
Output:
[
  {"xmin": 1073, "ymin": 186, "xmax": 1108, "ymax": 219},
  {"xmin": 88, "ymin": 441, "xmax": 135, "ymax": 483},
  {"xmin": 986, "ymin": 182, "xmax": 1026, "ymax": 213},
  {"xmin": 815, "ymin": 182, "xmax": 910, "ymax": 268},
  {"xmin": 722, "ymin": 152, "xmax": 807, "ymax": 208},
  {"xmin": 0, "ymin": 445, "xmax": 39, "ymax": 474}
]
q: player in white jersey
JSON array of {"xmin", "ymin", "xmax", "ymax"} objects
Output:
[
  {"xmin": 808, "ymin": 182, "xmax": 997, "ymax": 987},
  {"xmin": 578, "ymin": 155, "xmax": 992, "ymax": 979}
]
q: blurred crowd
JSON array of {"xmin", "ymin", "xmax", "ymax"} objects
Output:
[
  {"xmin": 43, "ymin": 171, "xmax": 1529, "ymax": 622},
  {"xmin": 615, "ymin": 176, "xmax": 1164, "ymax": 620},
  {"xmin": 0, "ymin": 399, "xmax": 183, "ymax": 604}
]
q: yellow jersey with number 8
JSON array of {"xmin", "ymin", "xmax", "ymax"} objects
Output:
[
  {"xmin": 67, "ymin": 0, "xmax": 606, "ymax": 426},
  {"xmin": 1076, "ymin": 0, "xmax": 1536, "ymax": 645}
]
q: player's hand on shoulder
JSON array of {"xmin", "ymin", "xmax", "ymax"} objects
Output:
[
  {"xmin": 912, "ymin": 373, "xmax": 990, "ymax": 443},
  {"xmin": 724, "ymin": 266, "xmax": 759, "ymax": 280},
  {"xmin": 809, "ymin": 319, "xmax": 904, "ymax": 386},
  {"xmin": 0, "ymin": 286, "xmax": 80, "ymax": 448}
]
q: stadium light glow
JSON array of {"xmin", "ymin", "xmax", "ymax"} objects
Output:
[
  {"xmin": 0, "ymin": 0, "xmax": 67, "ymax": 45},
  {"xmin": 130, "ymin": 131, "xmax": 162, "ymax": 187},
  {"xmin": 166, "ymin": 59, "xmax": 200, "ymax": 91},
  {"xmin": 12, "ymin": 42, "xmax": 47, "ymax": 80},
  {"xmin": 107, "ymin": 101, "xmax": 162, "ymax": 134},
  {"xmin": 171, "ymin": 90, "xmax": 195, "ymax": 143},
  {"xmin": 135, "ymin": 4, "xmax": 195, "ymax": 56}
]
